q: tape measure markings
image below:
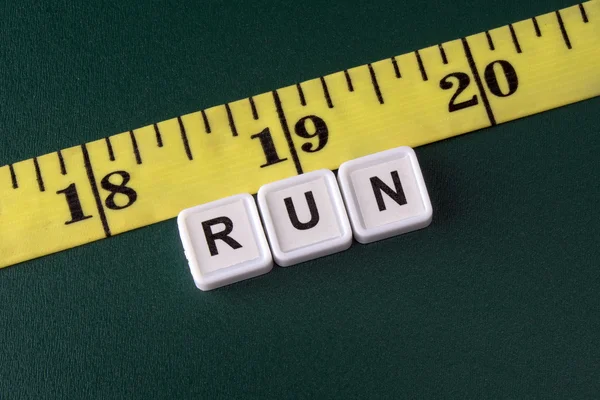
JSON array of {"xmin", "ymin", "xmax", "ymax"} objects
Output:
[
  {"xmin": 508, "ymin": 24, "xmax": 522, "ymax": 53},
  {"xmin": 461, "ymin": 37, "xmax": 497, "ymax": 126},
  {"xmin": 224, "ymin": 103, "xmax": 239, "ymax": 136},
  {"xmin": 343, "ymin": 70, "xmax": 354, "ymax": 92},
  {"xmin": 0, "ymin": 1, "xmax": 598, "ymax": 268},
  {"xmin": 55, "ymin": 150, "xmax": 66, "ymax": 175},
  {"xmin": 295, "ymin": 83, "xmax": 307, "ymax": 106},
  {"xmin": 81, "ymin": 143, "xmax": 111, "ymax": 238},
  {"xmin": 580, "ymin": 2, "xmax": 589, "ymax": 21},
  {"xmin": 104, "ymin": 136, "xmax": 116, "ymax": 161},
  {"xmin": 176, "ymin": 116, "xmax": 193, "ymax": 161},
  {"xmin": 8, "ymin": 4, "xmax": 593, "ymax": 185},
  {"xmin": 532, "ymin": 17, "xmax": 542, "ymax": 37},
  {"xmin": 199, "ymin": 110, "xmax": 211, "ymax": 133},
  {"xmin": 32, "ymin": 157, "xmax": 45, "ymax": 192},
  {"xmin": 129, "ymin": 130, "xmax": 142, "ymax": 165},
  {"xmin": 557, "ymin": 11, "xmax": 571, "ymax": 49},
  {"xmin": 153, "ymin": 123, "xmax": 164, "ymax": 147},
  {"xmin": 438, "ymin": 44, "xmax": 449, "ymax": 65},
  {"xmin": 345, "ymin": 69, "xmax": 354, "ymax": 91},
  {"xmin": 273, "ymin": 90, "xmax": 304, "ymax": 175},
  {"xmin": 414, "ymin": 50, "xmax": 428, "ymax": 81},
  {"xmin": 484, "ymin": 31, "xmax": 495, "ymax": 50},
  {"xmin": 249, "ymin": 96, "xmax": 260, "ymax": 120},
  {"xmin": 367, "ymin": 64, "xmax": 385, "ymax": 104},
  {"xmin": 8, "ymin": 164, "xmax": 18, "ymax": 189},
  {"xmin": 391, "ymin": 57, "xmax": 401, "ymax": 78},
  {"xmin": 318, "ymin": 77, "xmax": 333, "ymax": 108}
]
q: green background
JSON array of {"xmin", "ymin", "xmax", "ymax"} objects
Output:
[{"xmin": 1, "ymin": 0, "xmax": 599, "ymax": 398}]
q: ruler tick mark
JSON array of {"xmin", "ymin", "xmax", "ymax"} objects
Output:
[
  {"xmin": 105, "ymin": 137, "xmax": 115, "ymax": 161},
  {"xmin": 249, "ymin": 96, "xmax": 259, "ymax": 120},
  {"xmin": 556, "ymin": 10, "xmax": 572, "ymax": 49},
  {"xmin": 438, "ymin": 44, "xmax": 448, "ymax": 64},
  {"xmin": 57, "ymin": 150, "xmax": 67, "ymax": 175},
  {"xmin": 154, "ymin": 123, "xmax": 163, "ymax": 147},
  {"xmin": 81, "ymin": 143, "xmax": 111, "ymax": 238},
  {"xmin": 344, "ymin": 70, "xmax": 354, "ymax": 92},
  {"xmin": 8, "ymin": 164, "xmax": 18, "ymax": 189},
  {"xmin": 367, "ymin": 64, "xmax": 384, "ymax": 104},
  {"xmin": 129, "ymin": 130, "xmax": 142, "ymax": 165},
  {"xmin": 414, "ymin": 50, "xmax": 428, "ymax": 81},
  {"xmin": 532, "ymin": 17, "xmax": 542, "ymax": 37},
  {"xmin": 296, "ymin": 83, "xmax": 307, "ymax": 106},
  {"xmin": 320, "ymin": 77, "xmax": 334, "ymax": 108},
  {"xmin": 201, "ymin": 110, "xmax": 211, "ymax": 133},
  {"xmin": 177, "ymin": 116, "xmax": 193, "ymax": 161},
  {"xmin": 33, "ymin": 157, "xmax": 45, "ymax": 192},
  {"xmin": 485, "ymin": 31, "xmax": 495, "ymax": 50},
  {"xmin": 272, "ymin": 90, "xmax": 303, "ymax": 175},
  {"xmin": 225, "ymin": 103, "xmax": 239, "ymax": 136},
  {"xmin": 579, "ymin": 3, "xmax": 588, "ymax": 23},
  {"xmin": 461, "ymin": 37, "xmax": 496, "ymax": 126},
  {"xmin": 391, "ymin": 57, "xmax": 401, "ymax": 78},
  {"xmin": 509, "ymin": 24, "xmax": 522, "ymax": 53}
]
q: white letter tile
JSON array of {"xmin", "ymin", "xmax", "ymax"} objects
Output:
[
  {"xmin": 337, "ymin": 146, "xmax": 432, "ymax": 244},
  {"xmin": 177, "ymin": 194, "xmax": 272, "ymax": 291},
  {"xmin": 257, "ymin": 169, "xmax": 352, "ymax": 267}
]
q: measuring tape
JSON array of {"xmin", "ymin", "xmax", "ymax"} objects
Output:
[{"xmin": 1, "ymin": 2, "xmax": 598, "ymax": 268}]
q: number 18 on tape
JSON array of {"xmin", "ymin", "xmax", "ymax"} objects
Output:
[{"xmin": 178, "ymin": 146, "xmax": 432, "ymax": 291}]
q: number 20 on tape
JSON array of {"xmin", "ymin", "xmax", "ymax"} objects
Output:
[{"xmin": 0, "ymin": 1, "xmax": 599, "ymax": 268}]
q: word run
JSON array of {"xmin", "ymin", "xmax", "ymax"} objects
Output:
[{"xmin": 177, "ymin": 146, "xmax": 432, "ymax": 291}]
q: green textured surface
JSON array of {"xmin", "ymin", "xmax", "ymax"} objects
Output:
[{"xmin": 1, "ymin": 0, "xmax": 599, "ymax": 398}]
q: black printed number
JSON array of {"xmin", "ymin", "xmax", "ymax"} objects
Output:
[
  {"xmin": 294, "ymin": 115, "xmax": 328, "ymax": 153},
  {"xmin": 439, "ymin": 72, "xmax": 479, "ymax": 112},
  {"xmin": 101, "ymin": 171, "xmax": 138, "ymax": 210},
  {"xmin": 484, "ymin": 61, "xmax": 518, "ymax": 97},
  {"xmin": 252, "ymin": 115, "xmax": 329, "ymax": 169},
  {"xmin": 56, "ymin": 183, "xmax": 93, "ymax": 225},
  {"xmin": 251, "ymin": 128, "xmax": 288, "ymax": 168},
  {"xmin": 57, "ymin": 170, "xmax": 137, "ymax": 226},
  {"xmin": 440, "ymin": 60, "xmax": 519, "ymax": 113}
]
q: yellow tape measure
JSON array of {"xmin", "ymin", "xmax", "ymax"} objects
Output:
[{"xmin": 1, "ymin": 2, "xmax": 598, "ymax": 268}]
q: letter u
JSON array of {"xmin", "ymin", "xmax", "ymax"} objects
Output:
[{"xmin": 283, "ymin": 191, "xmax": 320, "ymax": 230}]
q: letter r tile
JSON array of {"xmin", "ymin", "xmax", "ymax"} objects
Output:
[
  {"xmin": 177, "ymin": 194, "xmax": 272, "ymax": 291},
  {"xmin": 337, "ymin": 146, "xmax": 433, "ymax": 244},
  {"xmin": 257, "ymin": 169, "xmax": 352, "ymax": 267}
]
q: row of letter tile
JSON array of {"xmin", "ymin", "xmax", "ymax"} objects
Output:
[{"xmin": 178, "ymin": 146, "xmax": 433, "ymax": 291}]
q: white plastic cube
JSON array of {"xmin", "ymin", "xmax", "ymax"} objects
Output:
[
  {"xmin": 257, "ymin": 169, "xmax": 352, "ymax": 267},
  {"xmin": 177, "ymin": 193, "xmax": 273, "ymax": 291},
  {"xmin": 337, "ymin": 146, "xmax": 432, "ymax": 244}
]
